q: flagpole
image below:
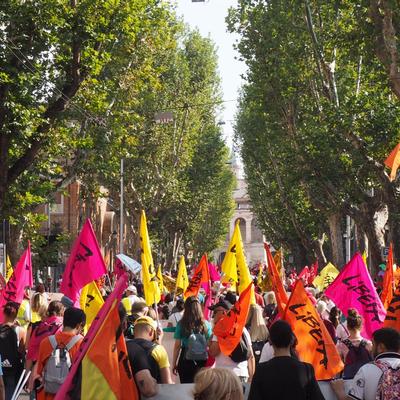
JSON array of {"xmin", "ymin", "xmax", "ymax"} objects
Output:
[{"xmin": 119, "ymin": 158, "xmax": 124, "ymax": 255}]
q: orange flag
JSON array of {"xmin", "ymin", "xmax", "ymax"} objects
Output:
[
  {"xmin": 213, "ymin": 283, "xmax": 252, "ymax": 356},
  {"xmin": 264, "ymin": 243, "xmax": 288, "ymax": 315},
  {"xmin": 384, "ymin": 143, "xmax": 400, "ymax": 181},
  {"xmin": 381, "ymin": 244, "xmax": 394, "ymax": 310},
  {"xmin": 184, "ymin": 254, "xmax": 210, "ymax": 299},
  {"xmin": 384, "ymin": 282, "xmax": 400, "ymax": 330},
  {"xmin": 284, "ymin": 280, "xmax": 344, "ymax": 380}
]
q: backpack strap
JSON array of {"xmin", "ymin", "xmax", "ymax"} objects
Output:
[
  {"xmin": 66, "ymin": 335, "xmax": 82, "ymax": 351},
  {"xmin": 48, "ymin": 335, "xmax": 58, "ymax": 350}
]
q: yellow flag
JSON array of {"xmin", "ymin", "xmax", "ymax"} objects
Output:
[
  {"xmin": 176, "ymin": 256, "xmax": 189, "ymax": 293},
  {"xmin": 157, "ymin": 265, "xmax": 164, "ymax": 293},
  {"xmin": 313, "ymin": 262, "xmax": 339, "ymax": 291},
  {"xmin": 362, "ymin": 250, "xmax": 368, "ymax": 268},
  {"xmin": 257, "ymin": 264, "xmax": 263, "ymax": 286},
  {"xmin": 6, "ymin": 256, "xmax": 13, "ymax": 282},
  {"xmin": 221, "ymin": 222, "xmax": 255, "ymax": 303},
  {"xmin": 140, "ymin": 211, "xmax": 161, "ymax": 306},
  {"xmin": 80, "ymin": 281, "xmax": 104, "ymax": 333},
  {"xmin": 162, "ymin": 274, "xmax": 176, "ymax": 292}
]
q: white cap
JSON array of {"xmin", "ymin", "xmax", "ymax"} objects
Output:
[{"xmin": 126, "ymin": 285, "xmax": 137, "ymax": 295}]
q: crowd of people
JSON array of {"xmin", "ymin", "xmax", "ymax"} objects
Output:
[{"xmin": 0, "ymin": 272, "xmax": 398, "ymax": 400}]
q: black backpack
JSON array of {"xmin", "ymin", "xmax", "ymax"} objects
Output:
[
  {"xmin": 342, "ymin": 339, "xmax": 373, "ymax": 379},
  {"xmin": 131, "ymin": 339, "xmax": 161, "ymax": 383},
  {"xmin": 230, "ymin": 332, "xmax": 252, "ymax": 363},
  {"xmin": 0, "ymin": 324, "xmax": 23, "ymax": 377}
]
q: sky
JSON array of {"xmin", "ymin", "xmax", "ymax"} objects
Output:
[{"xmin": 173, "ymin": 0, "xmax": 246, "ymax": 149}]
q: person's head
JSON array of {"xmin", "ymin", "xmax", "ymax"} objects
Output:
[
  {"xmin": 193, "ymin": 368, "xmax": 244, "ymax": 400},
  {"xmin": 47, "ymin": 301, "xmax": 64, "ymax": 318},
  {"xmin": 3, "ymin": 302, "xmax": 19, "ymax": 322},
  {"xmin": 131, "ymin": 301, "xmax": 148, "ymax": 317},
  {"xmin": 180, "ymin": 296, "xmax": 206, "ymax": 336},
  {"xmin": 63, "ymin": 307, "xmax": 86, "ymax": 332},
  {"xmin": 269, "ymin": 320, "xmax": 295, "ymax": 349},
  {"xmin": 133, "ymin": 316, "xmax": 157, "ymax": 341},
  {"xmin": 329, "ymin": 306, "xmax": 341, "ymax": 327},
  {"xmin": 347, "ymin": 308, "xmax": 363, "ymax": 332},
  {"xmin": 209, "ymin": 299, "xmax": 231, "ymax": 324},
  {"xmin": 372, "ymin": 328, "xmax": 400, "ymax": 358},
  {"xmin": 317, "ymin": 301, "xmax": 327, "ymax": 317},
  {"xmin": 175, "ymin": 298, "xmax": 184, "ymax": 312},
  {"xmin": 23, "ymin": 286, "xmax": 31, "ymax": 299},
  {"xmin": 265, "ymin": 291, "xmax": 276, "ymax": 305},
  {"xmin": 31, "ymin": 292, "xmax": 48, "ymax": 319},
  {"xmin": 248, "ymin": 304, "xmax": 269, "ymax": 342},
  {"xmin": 36, "ymin": 283, "xmax": 45, "ymax": 294},
  {"xmin": 224, "ymin": 291, "xmax": 237, "ymax": 306},
  {"xmin": 126, "ymin": 285, "xmax": 137, "ymax": 296}
]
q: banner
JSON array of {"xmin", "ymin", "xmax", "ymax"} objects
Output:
[
  {"xmin": 381, "ymin": 243, "xmax": 394, "ymax": 310},
  {"xmin": 284, "ymin": 280, "xmax": 344, "ymax": 380},
  {"xmin": 162, "ymin": 274, "xmax": 176, "ymax": 293},
  {"xmin": 80, "ymin": 281, "xmax": 104, "ymax": 334},
  {"xmin": 140, "ymin": 211, "xmax": 160, "ymax": 306},
  {"xmin": 325, "ymin": 253, "xmax": 386, "ymax": 339},
  {"xmin": 274, "ymin": 249, "xmax": 284, "ymax": 278},
  {"xmin": 157, "ymin": 265, "xmax": 164, "ymax": 293},
  {"xmin": 55, "ymin": 275, "xmax": 138, "ymax": 400},
  {"xmin": 213, "ymin": 283, "xmax": 252, "ymax": 356},
  {"xmin": 60, "ymin": 219, "xmax": 107, "ymax": 304},
  {"xmin": 308, "ymin": 261, "xmax": 318, "ymax": 286},
  {"xmin": 185, "ymin": 254, "xmax": 210, "ymax": 299},
  {"xmin": 208, "ymin": 263, "xmax": 221, "ymax": 282},
  {"xmin": 384, "ymin": 142, "xmax": 400, "ymax": 181},
  {"xmin": 113, "ymin": 257, "xmax": 125, "ymax": 280},
  {"xmin": 257, "ymin": 264, "xmax": 263, "ymax": 286},
  {"xmin": 176, "ymin": 256, "xmax": 189, "ymax": 294},
  {"xmin": 313, "ymin": 262, "xmax": 339, "ymax": 292},
  {"xmin": 0, "ymin": 242, "xmax": 33, "ymax": 322},
  {"xmin": 384, "ymin": 282, "xmax": 400, "ymax": 330},
  {"xmin": 5, "ymin": 256, "xmax": 12, "ymax": 282},
  {"xmin": 264, "ymin": 242, "xmax": 288, "ymax": 314}
]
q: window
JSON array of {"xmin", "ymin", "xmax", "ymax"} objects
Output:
[{"xmin": 49, "ymin": 193, "xmax": 64, "ymax": 214}]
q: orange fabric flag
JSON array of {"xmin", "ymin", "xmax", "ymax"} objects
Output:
[
  {"xmin": 184, "ymin": 254, "xmax": 210, "ymax": 299},
  {"xmin": 284, "ymin": 280, "xmax": 344, "ymax": 380},
  {"xmin": 264, "ymin": 243, "xmax": 288, "ymax": 315},
  {"xmin": 381, "ymin": 243, "xmax": 394, "ymax": 310},
  {"xmin": 384, "ymin": 281, "xmax": 400, "ymax": 330},
  {"xmin": 213, "ymin": 283, "xmax": 252, "ymax": 356},
  {"xmin": 384, "ymin": 143, "xmax": 400, "ymax": 181}
]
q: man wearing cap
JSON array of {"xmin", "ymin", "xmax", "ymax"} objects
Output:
[
  {"xmin": 208, "ymin": 298, "xmax": 255, "ymax": 382},
  {"xmin": 127, "ymin": 316, "xmax": 173, "ymax": 388},
  {"xmin": 122, "ymin": 285, "xmax": 140, "ymax": 316}
]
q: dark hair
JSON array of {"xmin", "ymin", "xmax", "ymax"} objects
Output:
[
  {"xmin": 47, "ymin": 301, "xmax": 64, "ymax": 317},
  {"xmin": 347, "ymin": 308, "xmax": 362, "ymax": 330},
  {"xmin": 180, "ymin": 296, "xmax": 207, "ymax": 337},
  {"xmin": 3, "ymin": 302, "xmax": 19, "ymax": 319},
  {"xmin": 270, "ymin": 320, "xmax": 294, "ymax": 348},
  {"xmin": 329, "ymin": 307, "xmax": 340, "ymax": 328},
  {"xmin": 63, "ymin": 307, "xmax": 86, "ymax": 329},
  {"xmin": 175, "ymin": 298, "xmax": 184, "ymax": 312},
  {"xmin": 131, "ymin": 301, "xmax": 147, "ymax": 315},
  {"xmin": 36, "ymin": 283, "xmax": 45, "ymax": 294},
  {"xmin": 373, "ymin": 328, "xmax": 400, "ymax": 353},
  {"xmin": 224, "ymin": 291, "xmax": 237, "ymax": 306}
]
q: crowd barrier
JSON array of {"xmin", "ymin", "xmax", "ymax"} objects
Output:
[{"xmin": 143, "ymin": 381, "xmax": 352, "ymax": 400}]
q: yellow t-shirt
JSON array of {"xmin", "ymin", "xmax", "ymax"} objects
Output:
[{"xmin": 151, "ymin": 345, "xmax": 170, "ymax": 369}]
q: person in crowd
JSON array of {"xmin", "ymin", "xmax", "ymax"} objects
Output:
[
  {"xmin": 125, "ymin": 301, "xmax": 149, "ymax": 339},
  {"xmin": 208, "ymin": 299, "xmax": 255, "ymax": 383},
  {"xmin": 147, "ymin": 307, "xmax": 157, "ymax": 321},
  {"xmin": 173, "ymin": 296, "xmax": 212, "ymax": 383},
  {"xmin": 121, "ymin": 285, "xmax": 140, "ymax": 316},
  {"xmin": 25, "ymin": 301, "xmax": 64, "ymax": 396},
  {"xmin": 127, "ymin": 316, "xmax": 173, "ymax": 385},
  {"xmin": 193, "ymin": 368, "xmax": 244, "ymax": 400},
  {"xmin": 317, "ymin": 302, "xmax": 337, "ymax": 343},
  {"xmin": 0, "ymin": 302, "xmax": 26, "ymax": 400},
  {"xmin": 329, "ymin": 306, "xmax": 349, "ymax": 341},
  {"xmin": 331, "ymin": 327, "xmax": 400, "ymax": 400},
  {"xmin": 263, "ymin": 292, "xmax": 277, "ymax": 326},
  {"xmin": 253, "ymin": 286, "xmax": 265, "ymax": 308},
  {"xmin": 246, "ymin": 305, "xmax": 269, "ymax": 365},
  {"xmin": 336, "ymin": 308, "xmax": 372, "ymax": 379},
  {"xmin": 248, "ymin": 320, "xmax": 324, "ymax": 400},
  {"xmin": 16, "ymin": 287, "xmax": 32, "ymax": 328},
  {"xmin": 168, "ymin": 298, "xmax": 184, "ymax": 328},
  {"xmin": 0, "ymin": 356, "xmax": 5, "ymax": 400},
  {"xmin": 31, "ymin": 292, "xmax": 48, "ymax": 324},
  {"xmin": 36, "ymin": 307, "xmax": 85, "ymax": 400}
]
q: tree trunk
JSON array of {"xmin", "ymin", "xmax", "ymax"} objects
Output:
[
  {"xmin": 386, "ymin": 193, "xmax": 400, "ymax": 261},
  {"xmin": 328, "ymin": 213, "xmax": 345, "ymax": 268},
  {"xmin": 313, "ymin": 232, "xmax": 327, "ymax": 266}
]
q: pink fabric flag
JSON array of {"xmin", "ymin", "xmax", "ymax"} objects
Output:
[
  {"xmin": 114, "ymin": 257, "xmax": 125, "ymax": 280},
  {"xmin": 60, "ymin": 219, "xmax": 107, "ymax": 304},
  {"xmin": 54, "ymin": 273, "xmax": 128, "ymax": 400},
  {"xmin": 0, "ymin": 242, "xmax": 33, "ymax": 322},
  {"xmin": 325, "ymin": 253, "xmax": 386, "ymax": 339},
  {"xmin": 208, "ymin": 263, "xmax": 221, "ymax": 282}
]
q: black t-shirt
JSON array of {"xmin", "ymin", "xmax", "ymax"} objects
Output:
[
  {"xmin": 248, "ymin": 356, "xmax": 325, "ymax": 400},
  {"xmin": 126, "ymin": 339, "xmax": 152, "ymax": 374}
]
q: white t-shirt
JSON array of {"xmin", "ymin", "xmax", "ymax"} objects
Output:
[
  {"xmin": 336, "ymin": 323, "xmax": 349, "ymax": 341},
  {"xmin": 347, "ymin": 352, "xmax": 400, "ymax": 400},
  {"xmin": 127, "ymin": 294, "xmax": 140, "ymax": 306},
  {"xmin": 259, "ymin": 341, "xmax": 274, "ymax": 364},
  {"xmin": 212, "ymin": 327, "xmax": 251, "ymax": 378},
  {"xmin": 168, "ymin": 311, "xmax": 183, "ymax": 327}
]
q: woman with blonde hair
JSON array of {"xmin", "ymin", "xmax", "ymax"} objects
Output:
[
  {"xmin": 193, "ymin": 368, "xmax": 244, "ymax": 400},
  {"xmin": 247, "ymin": 305, "xmax": 269, "ymax": 365},
  {"xmin": 30, "ymin": 292, "xmax": 48, "ymax": 323}
]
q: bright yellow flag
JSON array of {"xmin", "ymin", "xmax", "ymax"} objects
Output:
[
  {"xmin": 274, "ymin": 249, "xmax": 284, "ymax": 277},
  {"xmin": 313, "ymin": 262, "xmax": 339, "ymax": 291},
  {"xmin": 221, "ymin": 222, "xmax": 255, "ymax": 303},
  {"xmin": 176, "ymin": 256, "xmax": 189, "ymax": 293},
  {"xmin": 6, "ymin": 256, "xmax": 13, "ymax": 282},
  {"xmin": 157, "ymin": 265, "xmax": 164, "ymax": 293},
  {"xmin": 257, "ymin": 264, "xmax": 263, "ymax": 286},
  {"xmin": 140, "ymin": 210, "xmax": 161, "ymax": 306},
  {"xmin": 362, "ymin": 250, "xmax": 368, "ymax": 268},
  {"xmin": 162, "ymin": 274, "xmax": 176, "ymax": 292},
  {"xmin": 80, "ymin": 281, "xmax": 104, "ymax": 333}
]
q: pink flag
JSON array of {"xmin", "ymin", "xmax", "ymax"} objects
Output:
[
  {"xmin": 308, "ymin": 261, "xmax": 318, "ymax": 286},
  {"xmin": 114, "ymin": 257, "xmax": 125, "ymax": 280},
  {"xmin": 208, "ymin": 263, "xmax": 221, "ymax": 282},
  {"xmin": 60, "ymin": 219, "xmax": 107, "ymax": 304},
  {"xmin": 54, "ymin": 274, "xmax": 128, "ymax": 400},
  {"xmin": 0, "ymin": 242, "xmax": 33, "ymax": 322},
  {"xmin": 325, "ymin": 253, "xmax": 386, "ymax": 339}
]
